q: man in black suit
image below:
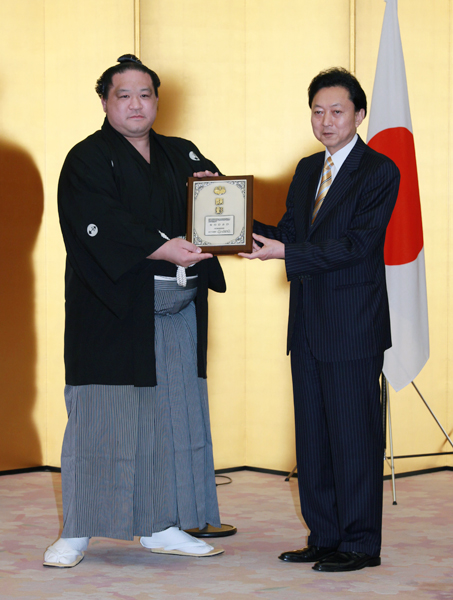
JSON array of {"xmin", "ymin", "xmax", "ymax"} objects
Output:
[{"xmin": 240, "ymin": 68, "xmax": 400, "ymax": 572}]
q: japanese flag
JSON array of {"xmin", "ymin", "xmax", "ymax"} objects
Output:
[{"xmin": 367, "ymin": 0, "xmax": 429, "ymax": 391}]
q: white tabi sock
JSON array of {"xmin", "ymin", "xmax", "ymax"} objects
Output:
[
  {"xmin": 61, "ymin": 537, "xmax": 90, "ymax": 551},
  {"xmin": 43, "ymin": 536, "xmax": 89, "ymax": 567},
  {"xmin": 140, "ymin": 527, "xmax": 215, "ymax": 555}
]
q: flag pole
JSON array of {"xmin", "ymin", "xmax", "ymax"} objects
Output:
[{"xmin": 382, "ymin": 374, "xmax": 397, "ymax": 504}]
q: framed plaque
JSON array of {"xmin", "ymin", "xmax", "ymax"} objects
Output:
[{"xmin": 187, "ymin": 175, "xmax": 253, "ymax": 254}]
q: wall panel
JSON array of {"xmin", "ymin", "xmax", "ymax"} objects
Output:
[
  {"xmin": 0, "ymin": 1, "xmax": 45, "ymax": 470},
  {"xmin": 141, "ymin": 0, "xmax": 351, "ymax": 471},
  {"xmin": 243, "ymin": 0, "xmax": 351, "ymax": 470},
  {"xmin": 0, "ymin": 0, "xmax": 135, "ymax": 470},
  {"xmin": 141, "ymin": 0, "xmax": 249, "ymax": 469},
  {"xmin": 43, "ymin": 0, "xmax": 135, "ymax": 466}
]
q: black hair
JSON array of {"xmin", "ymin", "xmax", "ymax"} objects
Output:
[
  {"xmin": 95, "ymin": 54, "xmax": 161, "ymax": 99},
  {"xmin": 308, "ymin": 67, "xmax": 367, "ymax": 116}
]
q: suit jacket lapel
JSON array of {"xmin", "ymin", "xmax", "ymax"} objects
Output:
[
  {"xmin": 309, "ymin": 136, "xmax": 366, "ymax": 234},
  {"xmin": 304, "ymin": 155, "xmax": 324, "ymax": 234}
]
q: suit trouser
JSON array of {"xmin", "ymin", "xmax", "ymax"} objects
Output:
[{"xmin": 290, "ymin": 299, "xmax": 384, "ymax": 557}]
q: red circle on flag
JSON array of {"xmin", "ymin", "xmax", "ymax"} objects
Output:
[{"xmin": 368, "ymin": 127, "xmax": 424, "ymax": 265}]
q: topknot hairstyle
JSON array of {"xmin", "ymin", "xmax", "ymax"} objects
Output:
[{"xmin": 95, "ymin": 54, "xmax": 161, "ymax": 99}]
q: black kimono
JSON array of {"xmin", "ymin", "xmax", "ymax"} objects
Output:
[{"xmin": 58, "ymin": 118, "xmax": 226, "ymax": 387}]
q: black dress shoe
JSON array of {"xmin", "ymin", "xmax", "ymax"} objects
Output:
[
  {"xmin": 278, "ymin": 545, "xmax": 337, "ymax": 563},
  {"xmin": 312, "ymin": 551, "xmax": 381, "ymax": 572}
]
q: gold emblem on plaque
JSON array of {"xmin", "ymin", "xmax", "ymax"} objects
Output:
[
  {"xmin": 215, "ymin": 206, "xmax": 224, "ymax": 214},
  {"xmin": 214, "ymin": 186, "xmax": 226, "ymax": 195}
]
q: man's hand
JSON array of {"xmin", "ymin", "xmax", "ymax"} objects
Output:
[
  {"xmin": 238, "ymin": 233, "xmax": 285, "ymax": 261},
  {"xmin": 193, "ymin": 170, "xmax": 219, "ymax": 178},
  {"xmin": 148, "ymin": 238, "xmax": 213, "ymax": 267}
]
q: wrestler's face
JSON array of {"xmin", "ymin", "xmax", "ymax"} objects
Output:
[
  {"xmin": 101, "ymin": 69, "xmax": 158, "ymax": 141},
  {"xmin": 311, "ymin": 86, "xmax": 365, "ymax": 155}
]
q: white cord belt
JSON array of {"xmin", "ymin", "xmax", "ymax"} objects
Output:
[{"xmin": 158, "ymin": 231, "xmax": 189, "ymax": 287}]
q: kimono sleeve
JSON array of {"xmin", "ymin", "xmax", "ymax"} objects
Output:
[{"xmin": 58, "ymin": 140, "xmax": 164, "ymax": 284}]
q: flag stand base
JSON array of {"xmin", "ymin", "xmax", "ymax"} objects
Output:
[
  {"xmin": 382, "ymin": 374, "xmax": 453, "ymax": 505},
  {"xmin": 286, "ymin": 375, "xmax": 453, "ymax": 507},
  {"xmin": 285, "ymin": 374, "xmax": 395, "ymax": 488}
]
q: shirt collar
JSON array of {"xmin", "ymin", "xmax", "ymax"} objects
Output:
[{"xmin": 325, "ymin": 133, "xmax": 358, "ymax": 173}]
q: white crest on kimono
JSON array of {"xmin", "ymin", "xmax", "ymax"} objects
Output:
[
  {"xmin": 87, "ymin": 224, "xmax": 98, "ymax": 237},
  {"xmin": 189, "ymin": 151, "xmax": 200, "ymax": 161}
]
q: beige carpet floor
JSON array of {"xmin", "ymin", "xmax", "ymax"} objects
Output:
[{"xmin": 0, "ymin": 469, "xmax": 452, "ymax": 599}]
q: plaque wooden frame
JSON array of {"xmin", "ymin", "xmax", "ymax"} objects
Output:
[{"xmin": 187, "ymin": 175, "xmax": 253, "ymax": 254}]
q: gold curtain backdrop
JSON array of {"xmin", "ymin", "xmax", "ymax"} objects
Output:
[{"xmin": 0, "ymin": 0, "xmax": 450, "ymax": 474}]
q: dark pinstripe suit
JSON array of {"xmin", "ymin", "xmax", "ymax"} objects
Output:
[{"xmin": 255, "ymin": 136, "xmax": 400, "ymax": 556}]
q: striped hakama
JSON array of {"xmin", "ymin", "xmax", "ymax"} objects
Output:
[{"xmin": 61, "ymin": 277, "xmax": 221, "ymax": 540}]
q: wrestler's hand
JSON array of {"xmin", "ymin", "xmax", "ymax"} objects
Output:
[
  {"xmin": 193, "ymin": 170, "xmax": 219, "ymax": 177},
  {"xmin": 147, "ymin": 238, "xmax": 213, "ymax": 267},
  {"xmin": 238, "ymin": 233, "xmax": 285, "ymax": 260}
]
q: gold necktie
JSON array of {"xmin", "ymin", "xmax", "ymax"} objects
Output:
[{"xmin": 312, "ymin": 156, "xmax": 333, "ymax": 223}]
